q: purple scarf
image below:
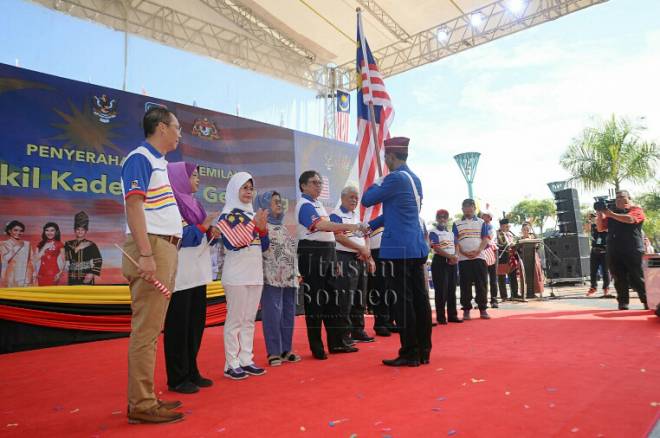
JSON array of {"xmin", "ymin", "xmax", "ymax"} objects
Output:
[{"xmin": 167, "ymin": 162, "xmax": 206, "ymax": 226}]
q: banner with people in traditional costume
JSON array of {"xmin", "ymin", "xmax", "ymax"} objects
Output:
[{"xmin": 0, "ymin": 63, "xmax": 357, "ymax": 288}]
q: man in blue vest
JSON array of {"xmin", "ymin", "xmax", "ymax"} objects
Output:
[{"xmin": 362, "ymin": 137, "xmax": 432, "ymax": 367}]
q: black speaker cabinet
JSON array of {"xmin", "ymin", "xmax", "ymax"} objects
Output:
[
  {"xmin": 554, "ymin": 188, "xmax": 583, "ymax": 235},
  {"xmin": 544, "ymin": 235, "xmax": 590, "ymax": 280}
]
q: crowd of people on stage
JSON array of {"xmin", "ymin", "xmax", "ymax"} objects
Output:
[
  {"xmin": 14, "ymin": 106, "xmax": 641, "ymax": 425},
  {"xmin": 0, "ymin": 212, "xmax": 103, "ymax": 288}
]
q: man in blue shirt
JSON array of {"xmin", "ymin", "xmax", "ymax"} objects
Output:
[{"xmin": 362, "ymin": 137, "xmax": 432, "ymax": 367}]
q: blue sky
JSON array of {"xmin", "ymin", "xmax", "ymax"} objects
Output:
[{"xmin": 2, "ymin": 0, "xmax": 659, "ymax": 222}]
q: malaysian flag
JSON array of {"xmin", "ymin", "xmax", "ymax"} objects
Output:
[
  {"xmin": 319, "ymin": 175, "xmax": 330, "ymax": 200},
  {"xmin": 217, "ymin": 215, "xmax": 256, "ymax": 249},
  {"xmin": 336, "ymin": 90, "xmax": 350, "ymax": 142},
  {"xmin": 356, "ymin": 12, "xmax": 394, "ymax": 222}
]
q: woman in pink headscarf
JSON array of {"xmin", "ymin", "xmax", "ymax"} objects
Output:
[{"xmin": 164, "ymin": 162, "xmax": 220, "ymax": 395}]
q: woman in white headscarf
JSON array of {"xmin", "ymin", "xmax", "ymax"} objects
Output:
[{"xmin": 218, "ymin": 172, "xmax": 269, "ymax": 380}]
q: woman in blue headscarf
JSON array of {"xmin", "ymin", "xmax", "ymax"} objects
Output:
[{"xmin": 256, "ymin": 191, "xmax": 301, "ymax": 366}]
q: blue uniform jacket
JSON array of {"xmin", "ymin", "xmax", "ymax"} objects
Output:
[{"xmin": 361, "ymin": 164, "xmax": 429, "ymax": 259}]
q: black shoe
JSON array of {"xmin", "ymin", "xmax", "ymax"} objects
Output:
[
  {"xmin": 419, "ymin": 353, "xmax": 430, "ymax": 365},
  {"xmin": 643, "ymin": 302, "xmax": 649, "ymax": 310},
  {"xmin": 431, "ymin": 322, "xmax": 438, "ymax": 327},
  {"xmin": 437, "ymin": 320, "xmax": 448, "ymax": 325},
  {"xmin": 491, "ymin": 301, "xmax": 499, "ymax": 308},
  {"xmin": 168, "ymin": 381, "xmax": 199, "ymax": 394},
  {"xmin": 387, "ymin": 325, "xmax": 401, "ymax": 333},
  {"xmin": 352, "ymin": 333, "xmax": 375, "ymax": 343},
  {"xmin": 329, "ymin": 346, "xmax": 359, "ymax": 354},
  {"xmin": 382, "ymin": 357, "xmax": 420, "ymax": 367},
  {"xmin": 374, "ymin": 327, "xmax": 391, "ymax": 337},
  {"xmin": 312, "ymin": 351, "xmax": 328, "ymax": 360},
  {"xmin": 618, "ymin": 303, "xmax": 629, "ymax": 310},
  {"xmin": 192, "ymin": 376, "xmax": 213, "ymax": 388},
  {"xmin": 447, "ymin": 316, "xmax": 463, "ymax": 323}
]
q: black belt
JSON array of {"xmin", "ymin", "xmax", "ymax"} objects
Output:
[{"xmin": 149, "ymin": 233, "xmax": 181, "ymax": 247}]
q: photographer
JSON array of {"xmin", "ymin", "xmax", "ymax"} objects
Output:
[
  {"xmin": 587, "ymin": 212, "xmax": 610, "ymax": 297},
  {"xmin": 596, "ymin": 190, "xmax": 648, "ymax": 310}
]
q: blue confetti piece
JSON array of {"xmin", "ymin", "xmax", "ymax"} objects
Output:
[
  {"xmin": 448, "ymin": 430, "xmax": 457, "ymax": 436},
  {"xmin": 329, "ymin": 421, "xmax": 335, "ymax": 427}
]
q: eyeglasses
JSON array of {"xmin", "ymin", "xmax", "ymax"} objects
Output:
[
  {"xmin": 307, "ymin": 180, "xmax": 323, "ymax": 186},
  {"xmin": 163, "ymin": 122, "xmax": 182, "ymax": 134}
]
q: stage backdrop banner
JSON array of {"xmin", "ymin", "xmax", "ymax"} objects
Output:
[{"xmin": 0, "ymin": 63, "xmax": 357, "ymax": 287}]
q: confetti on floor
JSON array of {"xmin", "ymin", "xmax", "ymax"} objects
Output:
[
  {"xmin": 432, "ymin": 408, "xmax": 443, "ymax": 412},
  {"xmin": 448, "ymin": 429, "xmax": 457, "ymax": 436},
  {"xmin": 640, "ymin": 369, "xmax": 646, "ymax": 373},
  {"xmin": 650, "ymin": 402, "xmax": 659, "ymax": 407},
  {"xmin": 505, "ymin": 392, "xmax": 511, "ymax": 396},
  {"xmin": 299, "ymin": 426, "xmax": 306, "ymax": 432},
  {"xmin": 549, "ymin": 403, "xmax": 556, "ymax": 408},
  {"xmin": 437, "ymin": 397, "xmax": 447, "ymax": 401},
  {"xmin": 111, "ymin": 411, "xmax": 122, "ymax": 415},
  {"xmin": 524, "ymin": 405, "xmax": 530, "ymax": 409},
  {"xmin": 70, "ymin": 408, "xmax": 79, "ymax": 414},
  {"xmin": 6, "ymin": 424, "xmax": 18, "ymax": 428},
  {"xmin": 435, "ymin": 368, "xmax": 444, "ymax": 372},
  {"xmin": 546, "ymin": 387, "xmax": 558, "ymax": 392},
  {"xmin": 216, "ymin": 427, "xmax": 226, "ymax": 433},
  {"xmin": 185, "ymin": 410, "xmax": 193, "ymax": 415},
  {"xmin": 471, "ymin": 378, "xmax": 486, "ymax": 383},
  {"xmin": 571, "ymin": 427, "xmax": 580, "ymax": 433},
  {"xmin": 349, "ymin": 434, "xmax": 357, "ymax": 438}
]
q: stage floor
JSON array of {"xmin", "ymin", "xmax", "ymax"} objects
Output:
[{"xmin": 1, "ymin": 295, "xmax": 658, "ymax": 437}]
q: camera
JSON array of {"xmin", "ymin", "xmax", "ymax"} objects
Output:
[{"xmin": 593, "ymin": 196, "xmax": 615, "ymax": 212}]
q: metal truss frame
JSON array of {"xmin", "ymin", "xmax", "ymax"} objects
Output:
[
  {"xmin": 341, "ymin": 0, "xmax": 608, "ymax": 89},
  {"xmin": 29, "ymin": 0, "xmax": 606, "ymax": 139},
  {"xmin": 30, "ymin": 0, "xmax": 345, "ymax": 90}
]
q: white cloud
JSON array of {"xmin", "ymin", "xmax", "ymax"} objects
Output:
[{"xmin": 397, "ymin": 29, "xmax": 660, "ymax": 223}]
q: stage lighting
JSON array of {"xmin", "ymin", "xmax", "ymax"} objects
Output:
[
  {"xmin": 506, "ymin": 0, "xmax": 526, "ymax": 14},
  {"xmin": 470, "ymin": 13, "xmax": 484, "ymax": 28},
  {"xmin": 436, "ymin": 27, "xmax": 449, "ymax": 43}
]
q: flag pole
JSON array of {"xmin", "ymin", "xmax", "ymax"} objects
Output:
[{"xmin": 357, "ymin": 7, "xmax": 383, "ymax": 178}]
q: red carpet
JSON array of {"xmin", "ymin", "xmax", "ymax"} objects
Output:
[{"xmin": 1, "ymin": 308, "xmax": 659, "ymax": 437}]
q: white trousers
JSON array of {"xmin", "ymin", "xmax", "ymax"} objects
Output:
[{"xmin": 223, "ymin": 284, "xmax": 263, "ymax": 370}]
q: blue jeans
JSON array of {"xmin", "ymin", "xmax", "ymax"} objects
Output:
[{"xmin": 260, "ymin": 285, "xmax": 297, "ymax": 356}]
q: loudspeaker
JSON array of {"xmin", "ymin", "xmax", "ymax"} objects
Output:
[
  {"xmin": 544, "ymin": 235, "xmax": 590, "ymax": 279},
  {"xmin": 554, "ymin": 188, "xmax": 582, "ymax": 235}
]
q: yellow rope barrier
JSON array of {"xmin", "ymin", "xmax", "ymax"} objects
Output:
[
  {"xmin": 0, "ymin": 281, "xmax": 224, "ymax": 305},
  {"xmin": 298, "ymin": 0, "xmax": 355, "ymax": 44}
]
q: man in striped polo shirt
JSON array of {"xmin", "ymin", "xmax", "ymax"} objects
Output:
[
  {"xmin": 121, "ymin": 107, "xmax": 184, "ymax": 424},
  {"xmin": 453, "ymin": 199, "xmax": 491, "ymax": 321}
]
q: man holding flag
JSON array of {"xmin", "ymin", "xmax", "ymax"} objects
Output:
[{"xmin": 356, "ymin": 10, "xmax": 432, "ymax": 367}]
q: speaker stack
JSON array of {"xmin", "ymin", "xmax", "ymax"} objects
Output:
[{"xmin": 544, "ymin": 188, "xmax": 591, "ymax": 282}]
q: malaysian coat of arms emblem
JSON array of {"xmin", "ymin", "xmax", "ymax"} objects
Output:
[
  {"xmin": 192, "ymin": 117, "xmax": 221, "ymax": 140},
  {"xmin": 92, "ymin": 94, "xmax": 117, "ymax": 123}
]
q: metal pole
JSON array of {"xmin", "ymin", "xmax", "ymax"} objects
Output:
[{"xmin": 357, "ymin": 8, "xmax": 383, "ymax": 178}]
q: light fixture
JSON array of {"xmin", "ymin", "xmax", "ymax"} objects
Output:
[
  {"xmin": 470, "ymin": 13, "xmax": 484, "ymax": 28},
  {"xmin": 436, "ymin": 27, "xmax": 449, "ymax": 43},
  {"xmin": 506, "ymin": 0, "xmax": 526, "ymax": 15}
]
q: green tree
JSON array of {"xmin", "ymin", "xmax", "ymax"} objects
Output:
[
  {"xmin": 560, "ymin": 115, "xmax": 659, "ymax": 191},
  {"xmin": 509, "ymin": 199, "xmax": 557, "ymax": 236},
  {"xmin": 636, "ymin": 186, "xmax": 660, "ymax": 249}
]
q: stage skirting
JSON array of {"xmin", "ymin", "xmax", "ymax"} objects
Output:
[{"xmin": 0, "ymin": 282, "xmax": 226, "ymax": 353}]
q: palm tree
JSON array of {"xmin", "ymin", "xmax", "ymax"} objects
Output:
[{"xmin": 560, "ymin": 115, "xmax": 659, "ymax": 191}]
